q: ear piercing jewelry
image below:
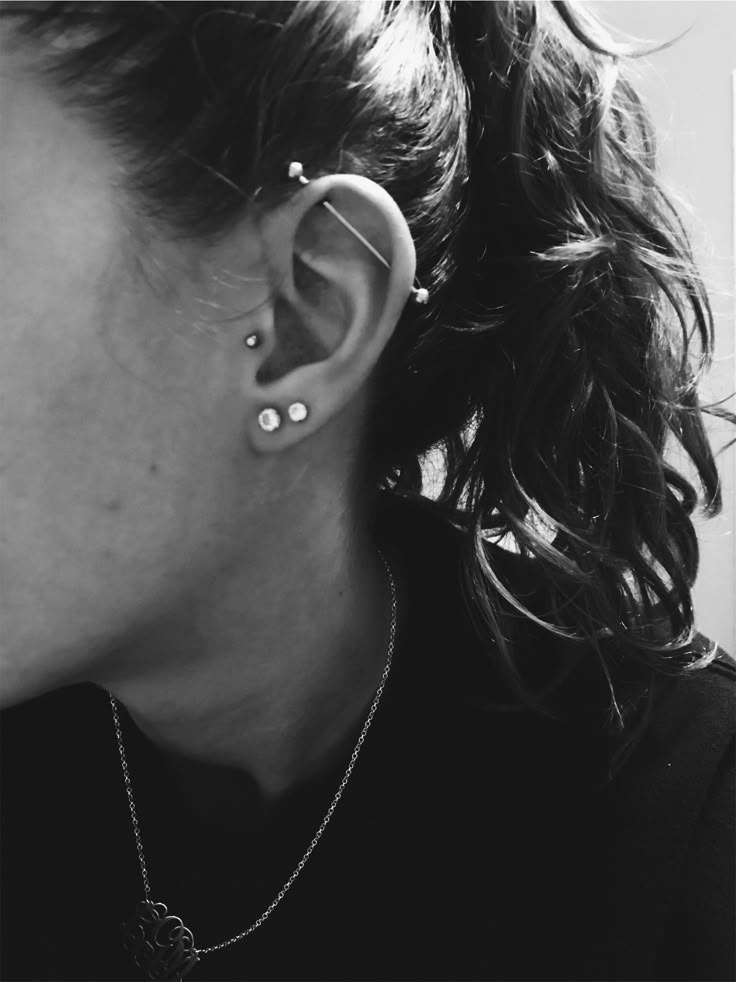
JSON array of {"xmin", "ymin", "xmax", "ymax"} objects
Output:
[
  {"xmin": 287, "ymin": 401, "xmax": 308, "ymax": 423},
  {"xmin": 257, "ymin": 402, "xmax": 309, "ymax": 432},
  {"xmin": 287, "ymin": 162, "xmax": 429, "ymax": 305},
  {"xmin": 257, "ymin": 408, "xmax": 281, "ymax": 433},
  {"xmin": 244, "ymin": 333, "xmax": 261, "ymax": 349}
]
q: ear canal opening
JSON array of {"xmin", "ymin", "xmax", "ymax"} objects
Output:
[{"xmin": 255, "ymin": 291, "xmax": 329, "ymax": 385}]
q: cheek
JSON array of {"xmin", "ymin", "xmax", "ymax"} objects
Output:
[
  {"xmin": 0, "ymin": 73, "xmax": 250, "ymax": 695},
  {"xmin": 0, "ymin": 220, "xmax": 177, "ymax": 566},
  {"xmin": 0, "ymin": 112, "xmax": 219, "ymax": 588},
  {"xmin": 0, "ymin": 317, "xmax": 234, "ymax": 698},
  {"xmin": 0, "ymin": 355, "xmax": 192, "ymax": 604},
  {"xmin": 0, "ymin": 270, "xmax": 231, "ymax": 586},
  {"xmin": 0, "ymin": 231, "xmax": 228, "ymax": 668}
]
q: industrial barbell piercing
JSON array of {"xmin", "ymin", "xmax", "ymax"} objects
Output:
[{"xmin": 286, "ymin": 162, "xmax": 429, "ymax": 306}]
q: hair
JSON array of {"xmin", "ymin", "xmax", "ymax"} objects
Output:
[{"xmin": 6, "ymin": 0, "xmax": 735, "ymax": 755}]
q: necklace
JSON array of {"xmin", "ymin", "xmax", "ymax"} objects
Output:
[{"xmin": 108, "ymin": 552, "xmax": 397, "ymax": 982}]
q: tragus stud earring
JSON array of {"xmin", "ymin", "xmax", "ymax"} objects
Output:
[
  {"xmin": 287, "ymin": 401, "xmax": 309, "ymax": 423},
  {"xmin": 244, "ymin": 333, "xmax": 261, "ymax": 349},
  {"xmin": 287, "ymin": 162, "xmax": 429, "ymax": 305},
  {"xmin": 258, "ymin": 408, "xmax": 281, "ymax": 433}
]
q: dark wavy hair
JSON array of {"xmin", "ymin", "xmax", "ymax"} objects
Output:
[{"xmin": 6, "ymin": 0, "xmax": 735, "ymax": 745}]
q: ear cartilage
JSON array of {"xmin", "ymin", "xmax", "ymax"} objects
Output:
[
  {"xmin": 287, "ymin": 402, "xmax": 309, "ymax": 423},
  {"xmin": 244, "ymin": 333, "xmax": 261, "ymax": 349},
  {"xmin": 257, "ymin": 408, "xmax": 282, "ymax": 433},
  {"xmin": 286, "ymin": 161, "xmax": 429, "ymax": 305}
]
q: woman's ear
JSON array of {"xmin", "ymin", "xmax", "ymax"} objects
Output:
[{"xmin": 244, "ymin": 172, "xmax": 417, "ymax": 454}]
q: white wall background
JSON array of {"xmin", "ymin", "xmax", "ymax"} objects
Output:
[{"xmin": 593, "ymin": 1, "xmax": 736, "ymax": 654}]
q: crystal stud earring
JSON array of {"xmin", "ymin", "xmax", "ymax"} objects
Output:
[
  {"xmin": 244, "ymin": 333, "xmax": 261, "ymax": 349},
  {"xmin": 287, "ymin": 402, "xmax": 309, "ymax": 423},
  {"xmin": 258, "ymin": 408, "xmax": 282, "ymax": 433}
]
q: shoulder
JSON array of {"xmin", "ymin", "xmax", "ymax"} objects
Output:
[
  {"xmin": 655, "ymin": 642, "xmax": 735, "ymax": 746},
  {"xmin": 610, "ymin": 645, "xmax": 735, "ymax": 850},
  {"xmin": 378, "ymin": 491, "xmax": 735, "ymax": 976},
  {"xmin": 609, "ymin": 652, "xmax": 735, "ymax": 980},
  {"xmin": 378, "ymin": 488, "xmax": 736, "ymax": 778},
  {"xmin": 611, "ymin": 641, "xmax": 735, "ymax": 799}
]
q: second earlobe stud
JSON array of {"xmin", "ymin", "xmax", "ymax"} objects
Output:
[{"xmin": 287, "ymin": 402, "xmax": 309, "ymax": 423}]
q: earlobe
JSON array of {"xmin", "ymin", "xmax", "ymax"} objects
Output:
[
  {"xmin": 246, "ymin": 355, "xmax": 337, "ymax": 454},
  {"xmin": 242, "ymin": 324, "xmax": 317, "ymax": 453},
  {"xmin": 248, "ymin": 397, "xmax": 314, "ymax": 455},
  {"xmin": 238, "ymin": 313, "xmax": 316, "ymax": 454}
]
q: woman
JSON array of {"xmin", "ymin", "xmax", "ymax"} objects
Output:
[{"xmin": 1, "ymin": 2, "xmax": 733, "ymax": 980}]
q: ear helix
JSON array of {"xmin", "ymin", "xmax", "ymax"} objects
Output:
[{"xmin": 286, "ymin": 161, "xmax": 429, "ymax": 305}]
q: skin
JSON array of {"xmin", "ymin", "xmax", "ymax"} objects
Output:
[{"xmin": 0, "ymin": 40, "xmax": 417, "ymax": 804}]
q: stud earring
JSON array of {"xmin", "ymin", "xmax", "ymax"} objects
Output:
[
  {"xmin": 287, "ymin": 401, "xmax": 309, "ymax": 423},
  {"xmin": 287, "ymin": 162, "xmax": 429, "ymax": 305},
  {"xmin": 244, "ymin": 333, "xmax": 261, "ymax": 349},
  {"xmin": 257, "ymin": 408, "xmax": 282, "ymax": 433}
]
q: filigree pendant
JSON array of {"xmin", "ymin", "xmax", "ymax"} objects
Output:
[{"xmin": 122, "ymin": 899, "xmax": 201, "ymax": 981}]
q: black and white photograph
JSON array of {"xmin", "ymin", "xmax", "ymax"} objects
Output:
[{"xmin": 1, "ymin": 2, "xmax": 734, "ymax": 980}]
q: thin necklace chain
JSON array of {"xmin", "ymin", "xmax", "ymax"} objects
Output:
[{"xmin": 108, "ymin": 551, "xmax": 397, "ymax": 959}]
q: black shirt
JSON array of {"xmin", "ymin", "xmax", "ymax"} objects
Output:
[{"xmin": 2, "ymin": 493, "xmax": 734, "ymax": 981}]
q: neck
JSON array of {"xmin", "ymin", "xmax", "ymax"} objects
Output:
[{"xmin": 93, "ymin": 489, "xmax": 390, "ymax": 804}]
